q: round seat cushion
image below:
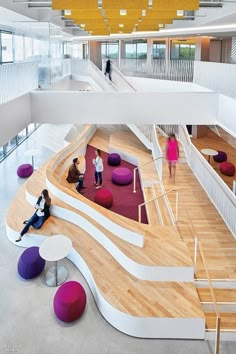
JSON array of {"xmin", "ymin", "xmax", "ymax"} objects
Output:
[
  {"xmin": 94, "ymin": 189, "xmax": 113, "ymax": 209},
  {"xmin": 53, "ymin": 281, "xmax": 86, "ymax": 322},
  {"xmin": 112, "ymin": 167, "xmax": 133, "ymax": 185},
  {"xmin": 17, "ymin": 246, "xmax": 45, "ymax": 279},
  {"xmin": 108, "ymin": 153, "xmax": 121, "ymax": 166},
  {"xmin": 213, "ymin": 151, "xmax": 227, "ymax": 163},
  {"xmin": 220, "ymin": 161, "xmax": 235, "ymax": 176},
  {"xmin": 17, "ymin": 164, "xmax": 33, "ymax": 178}
]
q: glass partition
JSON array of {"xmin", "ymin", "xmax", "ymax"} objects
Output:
[{"xmin": 1, "ymin": 32, "xmax": 13, "ymax": 63}]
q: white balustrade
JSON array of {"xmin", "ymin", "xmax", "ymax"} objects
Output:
[
  {"xmin": 0, "ymin": 62, "xmax": 38, "ymax": 104},
  {"xmin": 117, "ymin": 59, "xmax": 194, "ymax": 82}
]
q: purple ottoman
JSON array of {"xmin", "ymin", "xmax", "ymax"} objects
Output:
[
  {"xmin": 53, "ymin": 281, "xmax": 86, "ymax": 322},
  {"xmin": 95, "ymin": 189, "xmax": 113, "ymax": 209},
  {"xmin": 108, "ymin": 153, "xmax": 121, "ymax": 166},
  {"xmin": 220, "ymin": 161, "xmax": 235, "ymax": 176},
  {"xmin": 112, "ymin": 167, "xmax": 133, "ymax": 185},
  {"xmin": 17, "ymin": 164, "xmax": 33, "ymax": 178},
  {"xmin": 213, "ymin": 151, "xmax": 227, "ymax": 163},
  {"xmin": 17, "ymin": 246, "xmax": 45, "ymax": 279}
]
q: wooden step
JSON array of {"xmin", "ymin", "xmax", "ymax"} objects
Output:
[
  {"xmin": 153, "ymin": 184, "xmax": 174, "ymax": 226},
  {"xmin": 205, "ymin": 312, "xmax": 236, "ymax": 331},
  {"xmin": 198, "ymin": 288, "xmax": 236, "ymax": 303}
]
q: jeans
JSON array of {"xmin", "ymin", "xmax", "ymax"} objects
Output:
[
  {"xmin": 95, "ymin": 171, "xmax": 102, "ymax": 185},
  {"xmin": 20, "ymin": 213, "xmax": 46, "ymax": 236},
  {"xmin": 76, "ymin": 178, "xmax": 84, "ymax": 191}
]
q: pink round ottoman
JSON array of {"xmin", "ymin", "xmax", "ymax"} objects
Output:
[
  {"xmin": 94, "ymin": 189, "xmax": 113, "ymax": 209},
  {"xmin": 112, "ymin": 167, "xmax": 133, "ymax": 185},
  {"xmin": 213, "ymin": 151, "xmax": 227, "ymax": 163},
  {"xmin": 53, "ymin": 281, "xmax": 86, "ymax": 322},
  {"xmin": 220, "ymin": 161, "xmax": 235, "ymax": 176},
  {"xmin": 108, "ymin": 153, "xmax": 121, "ymax": 166},
  {"xmin": 17, "ymin": 164, "xmax": 33, "ymax": 178}
]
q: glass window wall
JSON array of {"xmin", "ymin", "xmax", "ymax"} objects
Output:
[
  {"xmin": 171, "ymin": 43, "xmax": 195, "ymax": 60},
  {"xmin": 1, "ymin": 32, "xmax": 13, "ymax": 62},
  {"xmin": 152, "ymin": 42, "xmax": 166, "ymax": 59},
  {"xmin": 14, "ymin": 34, "xmax": 24, "ymax": 62},
  {"xmin": 125, "ymin": 41, "xmax": 147, "ymax": 59},
  {"xmin": 101, "ymin": 42, "xmax": 119, "ymax": 59}
]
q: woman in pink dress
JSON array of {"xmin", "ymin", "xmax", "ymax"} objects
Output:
[{"xmin": 166, "ymin": 134, "xmax": 179, "ymax": 182}]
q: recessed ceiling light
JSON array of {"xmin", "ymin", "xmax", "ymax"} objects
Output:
[
  {"xmin": 80, "ymin": 24, "xmax": 86, "ymax": 28},
  {"xmin": 159, "ymin": 24, "xmax": 164, "ymax": 28},
  {"xmin": 119, "ymin": 31, "xmax": 123, "ymax": 34},
  {"xmin": 138, "ymin": 18, "xmax": 142, "ymax": 22},
  {"xmin": 120, "ymin": 9, "xmax": 127, "ymax": 16},
  {"xmin": 64, "ymin": 10, "xmax": 71, "ymax": 16},
  {"xmin": 142, "ymin": 10, "xmax": 146, "ymax": 16},
  {"xmin": 177, "ymin": 10, "xmax": 184, "ymax": 16},
  {"xmin": 119, "ymin": 24, "xmax": 124, "ymax": 28}
]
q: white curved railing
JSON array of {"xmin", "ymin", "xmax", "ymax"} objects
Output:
[
  {"xmin": 178, "ymin": 125, "xmax": 236, "ymax": 237},
  {"xmin": 114, "ymin": 59, "xmax": 194, "ymax": 82},
  {"xmin": 0, "ymin": 62, "xmax": 38, "ymax": 104}
]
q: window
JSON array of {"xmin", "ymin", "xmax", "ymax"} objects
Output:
[
  {"xmin": 24, "ymin": 36, "xmax": 33, "ymax": 59},
  {"xmin": 125, "ymin": 41, "xmax": 147, "ymax": 59},
  {"xmin": 0, "ymin": 123, "xmax": 40, "ymax": 163},
  {"xmin": 152, "ymin": 42, "xmax": 166, "ymax": 59},
  {"xmin": 101, "ymin": 42, "xmax": 119, "ymax": 59},
  {"xmin": 171, "ymin": 43, "xmax": 195, "ymax": 60},
  {"xmin": 14, "ymin": 34, "xmax": 24, "ymax": 62},
  {"xmin": 1, "ymin": 32, "xmax": 13, "ymax": 62}
]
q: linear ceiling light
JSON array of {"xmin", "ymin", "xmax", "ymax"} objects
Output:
[
  {"xmin": 119, "ymin": 24, "xmax": 124, "ymax": 27},
  {"xmin": 64, "ymin": 10, "xmax": 71, "ymax": 15},
  {"xmin": 142, "ymin": 10, "xmax": 146, "ymax": 16},
  {"xmin": 177, "ymin": 10, "xmax": 184, "ymax": 16},
  {"xmin": 120, "ymin": 9, "xmax": 127, "ymax": 16}
]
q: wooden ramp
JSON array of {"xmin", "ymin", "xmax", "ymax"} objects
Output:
[{"xmin": 6, "ymin": 125, "xmax": 205, "ymax": 339}]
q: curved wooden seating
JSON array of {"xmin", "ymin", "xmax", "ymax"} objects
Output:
[{"xmin": 6, "ymin": 125, "xmax": 206, "ymax": 339}]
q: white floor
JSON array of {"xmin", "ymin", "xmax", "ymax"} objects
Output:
[{"xmin": 1, "ymin": 124, "xmax": 236, "ymax": 354}]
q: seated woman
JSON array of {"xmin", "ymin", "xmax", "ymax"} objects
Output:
[{"xmin": 15, "ymin": 189, "xmax": 51, "ymax": 242}]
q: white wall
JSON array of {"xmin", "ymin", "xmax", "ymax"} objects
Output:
[
  {"xmin": 30, "ymin": 91, "xmax": 218, "ymax": 124},
  {"xmin": 194, "ymin": 61, "xmax": 236, "ymax": 99},
  {"xmin": 0, "ymin": 93, "xmax": 31, "ymax": 146},
  {"xmin": 127, "ymin": 76, "xmax": 212, "ymax": 93},
  {"xmin": 218, "ymin": 94, "xmax": 236, "ymax": 137}
]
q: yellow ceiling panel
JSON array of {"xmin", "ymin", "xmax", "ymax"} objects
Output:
[
  {"xmin": 146, "ymin": 10, "xmax": 180, "ymax": 19},
  {"xmin": 141, "ymin": 18, "xmax": 173, "ymax": 25},
  {"xmin": 103, "ymin": 0, "xmax": 149, "ymax": 10},
  {"xmin": 152, "ymin": 0, "xmax": 199, "ymax": 11},
  {"xmin": 104, "ymin": 9, "xmax": 142, "ymax": 17},
  {"xmin": 65, "ymin": 10, "xmax": 102, "ymax": 19},
  {"xmin": 52, "ymin": 0, "xmax": 98, "ymax": 10}
]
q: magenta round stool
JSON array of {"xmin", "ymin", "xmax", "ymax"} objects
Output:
[
  {"xmin": 213, "ymin": 151, "xmax": 227, "ymax": 163},
  {"xmin": 17, "ymin": 164, "xmax": 33, "ymax": 178},
  {"xmin": 108, "ymin": 153, "xmax": 121, "ymax": 166},
  {"xmin": 112, "ymin": 167, "xmax": 133, "ymax": 185},
  {"xmin": 53, "ymin": 281, "xmax": 86, "ymax": 322},
  {"xmin": 94, "ymin": 189, "xmax": 113, "ymax": 209},
  {"xmin": 220, "ymin": 162, "xmax": 235, "ymax": 176}
]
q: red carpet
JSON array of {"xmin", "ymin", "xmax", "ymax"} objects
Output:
[{"xmin": 82, "ymin": 145, "xmax": 148, "ymax": 224}]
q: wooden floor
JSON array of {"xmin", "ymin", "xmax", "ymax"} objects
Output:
[
  {"xmin": 6, "ymin": 126, "xmax": 205, "ymax": 321},
  {"xmin": 191, "ymin": 128, "xmax": 236, "ymax": 191},
  {"xmin": 7, "ymin": 125, "xmax": 236, "ymax": 330},
  {"xmin": 158, "ymin": 133, "xmax": 236, "ymax": 280}
]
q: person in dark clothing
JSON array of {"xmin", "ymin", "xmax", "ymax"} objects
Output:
[
  {"xmin": 15, "ymin": 189, "xmax": 51, "ymax": 242},
  {"xmin": 66, "ymin": 157, "xmax": 85, "ymax": 193},
  {"xmin": 104, "ymin": 58, "xmax": 112, "ymax": 81}
]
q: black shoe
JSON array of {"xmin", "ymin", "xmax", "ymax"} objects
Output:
[
  {"xmin": 15, "ymin": 238, "xmax": 22, "ymax": 242},
  {"xmin": 23, "ymin": 220, "xmax": 28, "ymax": 224}
]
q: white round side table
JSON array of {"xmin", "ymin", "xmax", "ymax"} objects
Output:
[{"xmin": 39, "ymin": 235, "xmax": 72, "ymax": 287}]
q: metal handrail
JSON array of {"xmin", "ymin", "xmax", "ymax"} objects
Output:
[
  {"xmin": 138, "ymin": 189, "xmax": 178, "ymax": 223},
  {"xmin": 111, "ymin": 62, "xmax": 137, "ymax": 91},
  {"xmin": 133, "ymin": 157, "xmax": 163, "ymax": 193},
  {"xmin": 198, "ymin": 242, "xmax": 221, "ymax": 354}
]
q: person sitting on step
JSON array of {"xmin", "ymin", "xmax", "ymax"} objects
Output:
[{"xmin": 66, "ymin": 157, "xmax": 86, "ymax": 194}]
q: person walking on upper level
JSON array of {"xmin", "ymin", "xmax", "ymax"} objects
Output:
[
  {"xmin": 93, "ymin": 149, "xmax": 104, "ymax": 189},
  {"xmin": 166, "ymin": 133, "xmax": 179, "ymax": 183},
  {"xmin": 104, "ymin": 58, "xmax": 112, "ymax": 81},
  {"xmin": 15, "ymin": 189, "xmax": 51, "ymax": 242}
]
